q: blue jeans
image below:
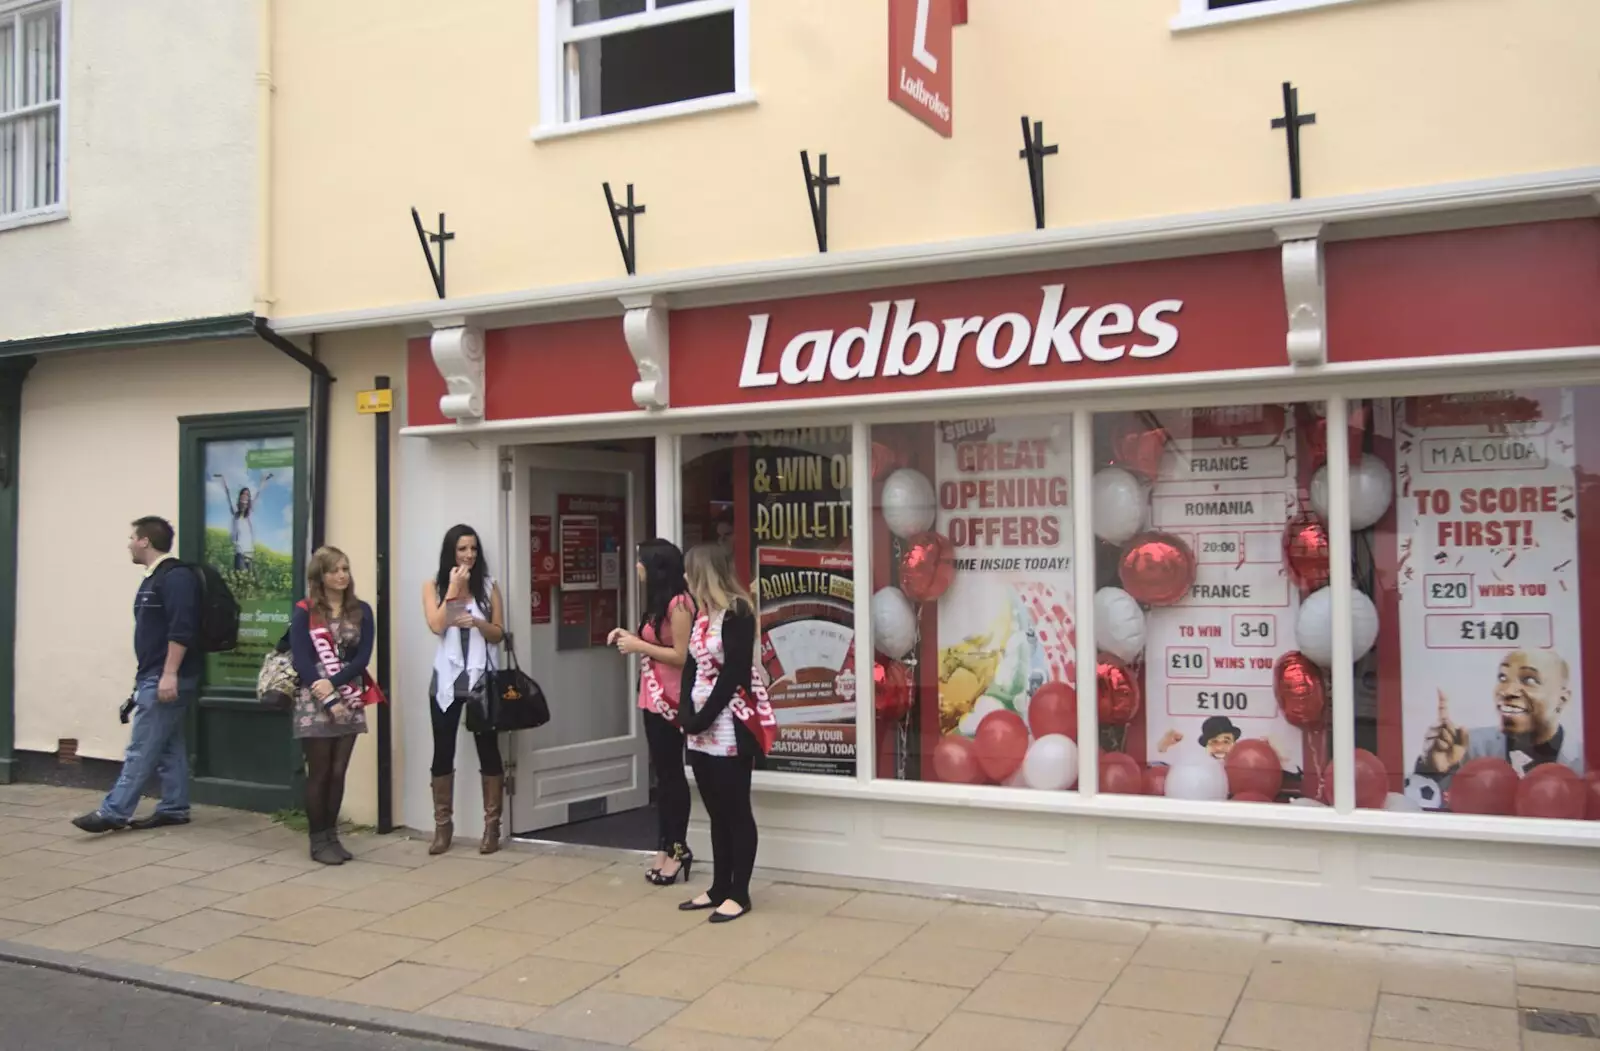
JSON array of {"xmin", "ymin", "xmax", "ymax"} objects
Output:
[{"xmin": 100, "ymin": 678, "xmax": 191, "ymax": 822}]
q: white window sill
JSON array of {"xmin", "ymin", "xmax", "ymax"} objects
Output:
[
  {"xmin": 1170, "ymin": 0, "xmax": 1378, "ymax": 33},
  {"xmin": 0, "ymin": 205, "xmax": 68, "ymax": 234},
  {"xmin": 530, "ymin": 90, "xmax": 756, "ymax": 144}
]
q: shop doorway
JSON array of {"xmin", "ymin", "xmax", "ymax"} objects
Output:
[{"xmin": 503, "ymin": 442, "xmax": 652, "ymax": 835}]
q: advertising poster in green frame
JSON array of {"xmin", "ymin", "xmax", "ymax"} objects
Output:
[{"xmin": 202, "ymin": 437, "xmax": 297, "ymax": 690}]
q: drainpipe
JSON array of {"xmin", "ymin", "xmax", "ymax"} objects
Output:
[
  {"xmin": 254, "ymin": 0, "xmax": 274, "ymax": 318},
  {"xmin": 252, "ymin": 319, "xmax": 332, "ymax": 553}
]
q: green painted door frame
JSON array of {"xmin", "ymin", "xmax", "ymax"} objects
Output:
[
  {"xmin": 0, "ymin": 357, "xmax": 35, "ymax": 784},
  {"xmin": 177, "ymin": 409, "xmax": 309, "ymax": 812}
]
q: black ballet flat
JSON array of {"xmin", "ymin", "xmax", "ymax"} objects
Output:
[
  {"xmin": 709, "ymin": 904, "xmax": 751, "ymax": 924},
  {"xmin": 679, "ymin": 895, "xmax": 718, "ymax": 912}
]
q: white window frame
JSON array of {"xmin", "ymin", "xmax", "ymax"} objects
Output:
[
  {"xmin": 0, "ymin": 0, "xmax": 66, "ymax": 231},
  {"xmin": 533, "ymin": 0, "xmax": 753, "ymax": 143},
  {"xmin": 1171, "ymin": 0, "xmax": 1381, "ymax": 33}
]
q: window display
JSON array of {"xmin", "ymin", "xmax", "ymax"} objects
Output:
[
  {"xmin": 681, "ymin": 429, "xmax": 856, "ymax": 776},
  {"xmin": 1361, "ymin": 389, "xmax": 1598, "ymax": 821},
  {"xmin": 871, "ymin": 415, "xmax": 1077, "ymax": 787}
]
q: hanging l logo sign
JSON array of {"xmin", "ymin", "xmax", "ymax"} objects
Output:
[{"xmin": 889, "ymin": 0, "xmax": 954, "ymax": 137}]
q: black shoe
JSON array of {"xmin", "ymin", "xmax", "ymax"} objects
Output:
[
  {"xmin": 128, "ymin": 813, "xmax": 190, "ymax": 831},
  {"xmin": 679, "ymin": 895, "xmax": 720, "ymax": 912},
  {"xmin": 709, "ymin": 903, "xmax": 751, "ymax": 924},
  {"xmin": 71, "ymin": 812, "xmax": 128, "ymax": 834},
  {"xmin": 648, "ymin": 845, "xmax": 693, "ymax": 887}
]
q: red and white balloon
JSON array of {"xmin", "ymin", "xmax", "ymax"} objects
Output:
[
  {"xmin": 1118, "ymin": 532, "xmax": 1197, "ymax": 607},
  {"xmin": 899, "ymin": 531, "xmax": 956, "ymax": 603}
]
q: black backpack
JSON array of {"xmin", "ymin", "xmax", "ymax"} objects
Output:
[{"xmin": 158, "ymin": 561, "xmax": 241, "ymax": 653}]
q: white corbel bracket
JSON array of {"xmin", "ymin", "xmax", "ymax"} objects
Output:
[
  {"xmin": 430, "ymin": 317, "xmax": 486, "ymax": 421},
  {"xmin": 1277, "ymin": 222, "xmax": 1326, "ymax": 367},
  {"xmin": 621, "ymin": 294, "xmax": 670, "ymax": 410}
]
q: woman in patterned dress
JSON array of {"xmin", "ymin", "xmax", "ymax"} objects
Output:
[
  {"xmin": 289, "ymin": 546, "xmax": 374, "ymax": 866},
  {"xmin": 676, "ymin": 543, "xmax": 763, "ymax": 923}
]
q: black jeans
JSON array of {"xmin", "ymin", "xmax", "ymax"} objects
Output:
[
  {"xmin": 430, "ymin": 697, "xmax": 504, "ymax": 778},
  {"xmin": 644, "ymin": 711, "xmax": 690, "ymax": 853},
  {"xmin": 688, "ymin": 750, "xmax": 757, "ymax": 909}
]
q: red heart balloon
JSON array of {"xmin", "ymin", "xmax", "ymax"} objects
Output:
[
  {"xmin": 1283, "ymin": 514, "xmax": 1331, "ymax": 592},
  {"xmin": 871, "ymin": 442, "xmax": 903, "ymax": 481},
  {"xmin": 1118, "ymin": 533, "xmax": 1197, "ymax": 607},
  {"xmin": 1096, "ymin": 653, "xmax": 1142, "ymax": 726},
  {"xmin": 1274, "ymin": 651, "xmax": 1326, "ymax": 729},
  {"xmin": 899, "ymin": 532, "xmax": 957, "ymax": 604},
  {"xmin": 1110, "ymin": 421, "xmax": 1170, "ymax": 480},
  {"xmin": 873, "ymin": 657, "xmax": 911, "ymax": 723}
]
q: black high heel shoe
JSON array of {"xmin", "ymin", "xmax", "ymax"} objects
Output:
[{"xmin": 648, "ymin": 843, "xmax": 693, "ymax": 886}]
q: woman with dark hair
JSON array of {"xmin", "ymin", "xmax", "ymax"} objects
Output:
[
  {"xmin": 676, "ymin": 543, "xmax": 772, "ymax": 923},
  {"xmin": 421, "ymin": 524, "xmax": 506, "ymax": 854},
  {"xmin": 290, "ymin": 546, "xmax": 374, "ymax": 865},
  {"xmin": 607, "ymin": 539, "xmax": 694, "ymax": 885}
]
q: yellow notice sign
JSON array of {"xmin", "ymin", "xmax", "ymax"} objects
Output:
[{"xmin": 356, "ymin": 389, "xmax": 393, "ymax": 415}]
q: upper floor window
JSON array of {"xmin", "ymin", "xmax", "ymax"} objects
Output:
[
  {"xmin": 538, "ymin": 0, "xmax": 750, "ymax": 137},
  {"xmin": 0, "ymin": 0, "xmax": 62, "ymax": 225}
]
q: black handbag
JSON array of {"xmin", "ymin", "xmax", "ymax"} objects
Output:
[{"xmin": 466, "ymin": 633, "xmax": 550, "ymax": 734}]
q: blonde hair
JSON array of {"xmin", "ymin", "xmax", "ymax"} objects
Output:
[
  {"xmin": 306, "ymin": 546, "xmax": 359, "ymax": 628},
  {"xmin": 684, "ymin": 543, "xmax": 752, "ymax": 617}
]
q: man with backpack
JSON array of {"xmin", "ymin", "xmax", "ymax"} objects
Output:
[{"xmin": 72, "ymin": 517, "xmax": 207, "ymax": 833}]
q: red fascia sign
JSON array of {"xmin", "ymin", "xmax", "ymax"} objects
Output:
[
  {"xmin": 889, "ymin": 0, "xmax": 955, "ymax": 137},
  {"xmin": 669, "ymin": 249, "xmax": 1287, "ymax": 407}
]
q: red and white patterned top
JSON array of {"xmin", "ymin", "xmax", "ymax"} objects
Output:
[{"xmin": 686, "ymin": 610, "xmax": 740, "ymax": 757}]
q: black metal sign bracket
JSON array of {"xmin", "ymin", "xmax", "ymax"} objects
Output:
[
  {"xmin": 800, "ymin": 150, "xmax": 842, "ymax": 253},
  {"xmin": 1270, "ymin": 81, "xmax": 1317, "ymax": 200},
  {"xmin": 1018, "ymin": 116, "xmax": 1059, "ymax": 230},
  {"xmin": 409, "ymin": 208, "xmax": 453, "ymax": 300},
  {"xmin": 603, "ymin": 182, "xmax": 646, "ymax": 276}
]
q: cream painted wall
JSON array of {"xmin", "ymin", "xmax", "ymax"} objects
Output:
[
  {"xmin": 0, "ymin": 0, "xmax": 258, "ymax": 341},
  {"xmin": 269, "ymin": 0, "xmax": 1600, "ymax": 318},
  {"xmin": 14, "ymin": 341, "xmax": 305, "ymax": 760},
  {"xmin": 316, "ymin": 328, "xmax": 407, "ymax": 825}
]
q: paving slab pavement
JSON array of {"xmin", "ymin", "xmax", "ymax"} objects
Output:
[{"xmin": 3, "ymin": 784, "xmax": 1599, "ymax": 1051}]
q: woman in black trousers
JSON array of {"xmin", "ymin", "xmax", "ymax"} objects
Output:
[
  {"xmin": 676, "ymin": 543, "xmax": 765, "ymax": 923},
  {"xmin": 608, "ymin": 539, "xmax": 695, "ymax": 884}
]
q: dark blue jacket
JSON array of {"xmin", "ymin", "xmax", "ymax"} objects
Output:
[
  {"xmin": 135, "ymin": 560, "xmax": 204, "ymax": 683},
  {"xmin": 290, "ymin": 602, "xmax": 375, "ymax": 694}
]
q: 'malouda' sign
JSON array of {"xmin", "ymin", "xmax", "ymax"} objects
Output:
[{"xmin": 739, "ymin": 286, "xmax": 1184, "ymax": 389}]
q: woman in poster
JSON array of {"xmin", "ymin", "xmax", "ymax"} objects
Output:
[
  {"xmin": 607, "ymin": 539, "xmax": 695, "ymax": 885},
  {"xmin": 289, "ymin": 546, "xmax": 374, "ymax": 866},
  {"xmin": 421, "ymin": 525, "xmax": 507, "ymax": 855},
  {"xmin": 677, "ymin": 544, "xmax": 766, "ymax": 922},
  {"xmin": 214, "ymin": 472, "xmax": 274, "ymax": 574}
]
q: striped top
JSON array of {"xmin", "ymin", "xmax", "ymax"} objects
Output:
[{"xmin": 686, "ymin": 610, "xmax": 739, "ymax": 757}]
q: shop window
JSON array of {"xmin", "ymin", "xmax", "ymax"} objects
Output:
[
  {"xmin": 870, "ymin": 414, "xmax": 1079, "ymax": 788},
  {"xmin": 1353, "ymin": 389, "xmax": 1597, "ymax": 822},
  {"xmin": 681, "ymin": 428, "xmax": 856, "ymax": 777},
  {"xmin": 544, "ymin": 0, "xmax": 744, "ymax": 129},
  {"xmin": 0, "ymin": 0, "xmax": 64, "ymax": 227}
]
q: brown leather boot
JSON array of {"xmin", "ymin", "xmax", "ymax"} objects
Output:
[
  {"xmin": 480, "ymin": 775, "xmax": 504, "ymax": 855},
  {"xmin": 428, "ymin": 774, "xmax": 454, "ymax": 855}
]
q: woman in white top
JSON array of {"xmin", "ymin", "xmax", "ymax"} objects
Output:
[
  {"xmin": 421, "ymin": 524, "xmax": 506, "ymax": 855},
  {"xmin": 676, "ymin": 543, "xmax": 763, "ymax": 923}
]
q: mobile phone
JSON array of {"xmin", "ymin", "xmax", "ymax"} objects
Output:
[{"xmin": 119, "ymin": 696, "xmax": 135, "ymax": 724}]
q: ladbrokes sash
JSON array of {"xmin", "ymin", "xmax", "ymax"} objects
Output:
[
  {"xmin": 693, "ymin": 612, "xmax": 778, "ymax": 755},
  {"xmin": 641, "ymin": 657, "xmax": 678, "ymax": 722},
  {"xmin": 301, "ymin": 600, "xmax": 383, "ymax": 707}
]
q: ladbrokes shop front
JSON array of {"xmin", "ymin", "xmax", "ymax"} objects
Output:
[{"xmin": 363, "ymin": 172, "xmax": 1600, "ymax": 947}]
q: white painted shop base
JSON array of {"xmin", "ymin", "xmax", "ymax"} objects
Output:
[{"xmin": 691, "ymin": 790, "xmax": 1600, "ymax": 950}]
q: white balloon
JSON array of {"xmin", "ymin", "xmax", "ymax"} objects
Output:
[
  {"xmin": 1091, "ymin": 467, "xmax": 1146, "ymax": 544},
  {"xmin": 1383, "ymin": 791, "xmax": 1422, "ymax": 813},
  {"xmin": 870, "ymin": 587, "xmax": 918, "ymax": 659},
  {"xmin": 1295, "ymin": 587, "xmax": 1379, "ymax": 668},
  {"xmin": 1164, "ymin": 759, "xmax": 1228, "ymax": 801},
  {"xmin": 1021, "ymin": 734, "xmax": 1078, "ymax": 791},
  {"xmin": 1094, "ymin": 587, "xmax": 1147, "ymax": 663},
  {"xmin": 880, "ymin": 468, "xmax": 937, "ymax": 540},
  {"xmin": 957, "ymin": 697, "xmax": 1007, "ymax": 737},
  {"xmin": 1288, "ymin": 796, "xmax": 1328, "ymax": 807},
  {"xmin": 1310, "ymin": 453, "xmax": 1394, "ymax": 531},
  {"xmin": 1002, "ymin": 766, "xmax": 1029, "ymax": 787}
]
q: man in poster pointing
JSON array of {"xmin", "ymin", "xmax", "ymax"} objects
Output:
[{"xmin": 1419, "ymin": 648, "xmax": 1581, "ymax": 780}]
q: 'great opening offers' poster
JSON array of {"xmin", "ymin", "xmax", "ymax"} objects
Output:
[
  {"xmin": 1395, "ymin": 391, "xmax": 1585, "ymax": 806},
  {"xmin": 1143, "ymin": 407, "xmax": 1305, "ymax": 773},
  {"xmin": 935, "ymin": 416, "xmax": 1076, "ymax": 738}
]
